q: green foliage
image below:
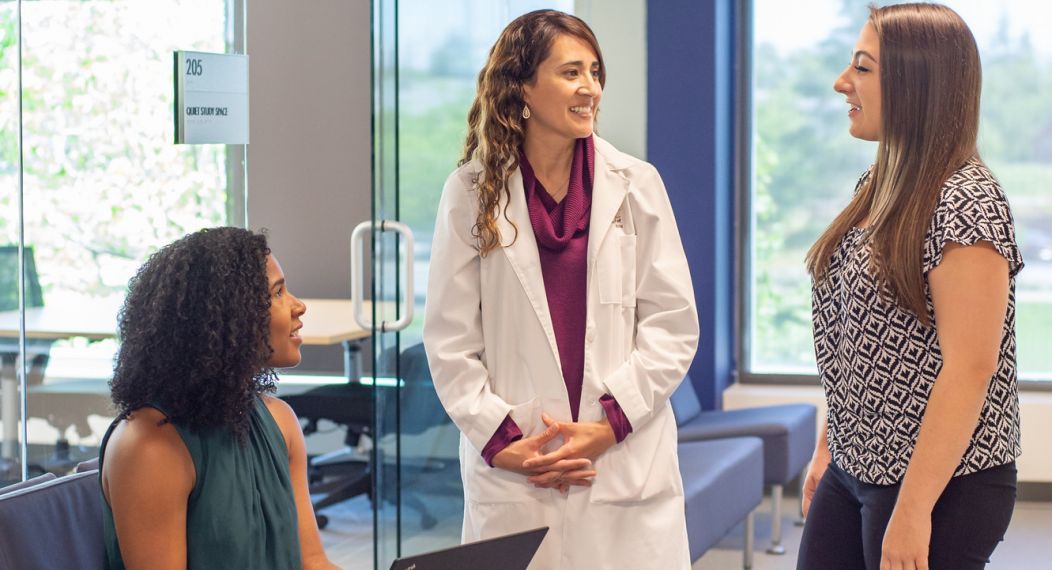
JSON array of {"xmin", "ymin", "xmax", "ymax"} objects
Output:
[
  {"xmin": 1017, "ymin": 300, "xmax": 1052, "ymax": 375},
  {"xmin": 751, "ymin": 0, "xmax": 1052, "ymax": 376},
  {"xmin": 0, "ymin": 1, "xmax": 229, "ymax": 299},
  {"xmin": 398, "ymin": 73, "xmax": 474, "ymax": 233}
]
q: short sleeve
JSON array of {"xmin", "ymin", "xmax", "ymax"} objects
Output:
[
  {"xmin": 923, "ymin": 164, "xmax": 1024, "ymax": 277},
  {"xmin": 852, "ymin": 168, "xmax": 872, "ymax": 195}
]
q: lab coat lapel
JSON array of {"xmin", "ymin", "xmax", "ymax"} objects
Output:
[
  {"xmin": 588, "ymin": 144, "xmax": 629, "ymax": 268},
  {"xmin": 496, "ymin": 168, "xmax": 564, "ymax": 376}
]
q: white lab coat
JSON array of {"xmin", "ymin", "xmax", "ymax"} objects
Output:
[{"xmin": 423, "ymin": 136, "xmax": 699, "ymax": 570}]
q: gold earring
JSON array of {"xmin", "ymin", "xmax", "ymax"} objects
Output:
[{"xmin": 522, "ymin": 105, "xmax": 531, "ymax": 119}]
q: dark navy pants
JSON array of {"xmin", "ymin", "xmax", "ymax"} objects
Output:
[{"xmin": 797, "ymin": 460, "xmax": 1016, "ymax": 569}]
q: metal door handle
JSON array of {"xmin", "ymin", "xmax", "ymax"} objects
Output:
[{"xmin": 350, "ymin": 220, "xmax": 415, "ymax": 332}]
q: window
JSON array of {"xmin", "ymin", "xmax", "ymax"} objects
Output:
[
  {"xmin": 23, "ymin": 1, "xmax": 234, "ymax": 375},
  {"xmin": 395, "ymin": 0, "xmax": 574, "ymax": 345},
  {"xmin": 1, "ymin": 0, "xmax": 238, "ymax": 479},
  {"xmin": 745, "ymin": 0, "xmax": 1052, "ymax": 381}
]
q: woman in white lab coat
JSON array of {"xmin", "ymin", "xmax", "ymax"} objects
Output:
[{"xmin": 422, "ymin": 9, "xmax": 699, "ymax": 570}]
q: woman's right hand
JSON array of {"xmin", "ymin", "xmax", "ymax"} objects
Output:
[
  {"xmin": 491, "ymin": 420, "xmax": 596, "ymax": 489},
  {"xmin": 801, "ymin": 444, "xmax": 832, "ymax": 518}
]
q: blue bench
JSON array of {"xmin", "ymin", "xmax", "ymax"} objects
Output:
[
  {"xmin": 680, "ymin": 437, "xmax": 764, "ymax": 567},
  {"xmin": 673, "ymin": 377, "xmax": 816, "ymax": 555}
]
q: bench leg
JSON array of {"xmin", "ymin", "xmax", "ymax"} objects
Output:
[
  {"xmin": 743, "ymin": 510, "xmax": 755, "ymax": 569},
  {"xmin": 795, "ymin": 485, "xmax": 807, "ymax": 526},
  {"xmin": 766, "ymin": 484, "xmax": 786, "ymax": 555},
  {"xmin": 795, "ymin": 466, "xmax": 807, "ymax": 527}
]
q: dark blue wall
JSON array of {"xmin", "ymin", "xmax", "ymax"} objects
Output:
[{"xmin": 647, "ymin": 0, "xmax": 735, "ymax": 410}]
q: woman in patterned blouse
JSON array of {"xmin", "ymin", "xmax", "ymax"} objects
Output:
[{"xmin": 797, "ymin": 4, "xmax": 1023, "ymax": 570}]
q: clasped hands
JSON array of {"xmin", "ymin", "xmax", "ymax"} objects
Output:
[{"xmin": 492, "ymin": 412, "xmax": 617, "ymax": 493}]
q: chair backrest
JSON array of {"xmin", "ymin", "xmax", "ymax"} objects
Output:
[
  {"xmin": 398, "ymin": 342, "xmax": 453, "ymax": 436},
  {"xmin": 0, "ymin": 245, "xmax": 45, "ymax": 311},
  {"xmin": 374, "ymin": 341, "xmax": 452, "ymax": 436},
  {"xmin": 0, "ymin": 473, "xmax": 57, "ymax": 497},
  {"xmin": 75, "ymin": 458, "xmax": 100, "ymax": 473},
  {"xmin": 0, "ymin": 470, "xmax": 104, "ymax": 570},
  {"xmin": 670, "ymin": 374, "xmax": 703, "ymax": 427}
]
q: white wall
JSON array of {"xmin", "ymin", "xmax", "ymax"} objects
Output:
[
  {"xmin": 575, "ymin": 0, "xmax": 647, "ymax": 159},
  {"xmin": 724, "ymin": 384, "xmax": 1052, "ymax": 483}
]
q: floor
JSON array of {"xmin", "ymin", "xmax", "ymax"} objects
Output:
[{"xmin": 319, "ymin": 494, "xmax": 1052, "ymax": 569}]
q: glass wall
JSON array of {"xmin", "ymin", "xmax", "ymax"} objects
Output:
[
  {"xmin": 368, "ymin": 1, "xmax": 572, "ymax": 567},
  {"xmin": 1, "ymin": 0, "xmax": 242, "ymax": 486},
  {"xmin": 745, "ymin": 0, "xmax": 1052, "ymax": 381},
  {"xmin": 0, "ymin": 0, "xmax": 20, "ymax": 480}
]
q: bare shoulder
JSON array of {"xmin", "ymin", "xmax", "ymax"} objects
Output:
[
  {"xmin": 261, "ymin": 394, "xmax": 299, "ymax": 430},
  {"xmin": 261, "ymin": 394, "xmax": 305, "ymax": 454},
  {"xmin": 101, "ymin": 407, "xmax": 194, "ymax": 503}
]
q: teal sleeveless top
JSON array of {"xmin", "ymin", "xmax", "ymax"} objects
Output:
[{"xmin": 99, "ymin": 397, "xmax": 302, "ymax": 569}]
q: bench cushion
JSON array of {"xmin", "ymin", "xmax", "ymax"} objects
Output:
[
  {"xmin": 0, "ymin": 470, "xmax": 103, "ymax": 570},
  {"xmin": 0, "ymin": 473, "xmax": 57, "ymax": 497},
  {"xmin": 678, "ymin": 404, "xmax": 816, "ymax": 485},
  {"xmin": 670, "ymin": 376, "xmax": 703, "ymax": 426},
  {"xmin": 679, "ymin": 437, "xmax": 764, "ymax": 561}
]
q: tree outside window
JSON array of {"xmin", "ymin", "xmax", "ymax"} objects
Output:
[{"xmin": 748, "ymin": 0, "xmax": 1052, "ymax": 380}]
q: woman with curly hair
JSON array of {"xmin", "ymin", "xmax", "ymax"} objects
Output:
[
  {"xmin": 423, "ymin": 9, "xmax": 698, "ymax": 569},
  {"xmin": 98, "ymin": 227, "xmax": 338, "ymax": 569},
  {"xmin": 799, "ymin": 4, "xmax": 1021, "ymax": 569}
]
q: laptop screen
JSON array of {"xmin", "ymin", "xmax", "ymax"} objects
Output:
[{"xmin": 389, "ymin": 527, "xmax": 548, "ymax": 570}]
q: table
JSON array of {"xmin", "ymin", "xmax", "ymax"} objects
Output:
[
  {"xmin": 0, "ymin": 299, "xmax": 123, "ymax": 341},
  {"xmin": 0, "ymin": 298, "xmax": 371, "ymax": 458},
  {"xmin": 296, "ymin": 299, "xmax": 372, "ymax": 382}
]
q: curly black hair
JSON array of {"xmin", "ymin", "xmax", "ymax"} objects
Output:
[{"xmin": 109, "ymin": 227, "xmax": 278, "ymax": 439}]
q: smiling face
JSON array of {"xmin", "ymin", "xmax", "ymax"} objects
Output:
[
  {"xmin": 265, "ymin": 255, "xmax": 306, "ymax": 368},
  {"xmin": 834, "ymin": 22, "xmax": 882, "ymax": 141},
  {"xmin": 522, "ymin": 33, "xmax": 603, "ymax": 145}
]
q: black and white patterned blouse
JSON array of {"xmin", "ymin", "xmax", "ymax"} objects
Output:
[{"xmin": 812, "ymin": 158, "xmax": 1024, "ymax": 485}]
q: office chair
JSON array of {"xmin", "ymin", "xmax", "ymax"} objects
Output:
[
  {"xmin": 282, "ymin": 342, "xmax": 457, "ymax": 530},
  {"xmin": 282, "ymin": 378, "xmax": 372, "ymax": 530}
]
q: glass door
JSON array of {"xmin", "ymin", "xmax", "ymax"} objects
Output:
[{"xmin": 364, "ymin": 1, "xmax": 572, "ymax": 568}]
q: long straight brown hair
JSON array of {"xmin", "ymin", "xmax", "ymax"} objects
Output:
[
  {"xmin": 806, "ymin": 3, "xmax": 982, "ymax": 324},
  {"xmin": 460, "ymin": 10, "xmax": 605, "ymax": 256}
]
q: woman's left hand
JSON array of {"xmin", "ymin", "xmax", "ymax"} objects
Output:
[
  {"xmin": 880, "ymin": 507, "xmax": 931, "ymax": 570},
  {"xmin": 522, "ymin": 413, "xmax": 617, "ymax": 489}
]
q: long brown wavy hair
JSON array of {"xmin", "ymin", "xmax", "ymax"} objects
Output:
[
  {"xmin": 460, "ymin": 9, "xmax": 605, "ymax": 256},
  {"xmin": 806, "ymin": 3, "xmax": 982, "ymax": 324}
]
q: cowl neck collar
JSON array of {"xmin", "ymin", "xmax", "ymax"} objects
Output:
[{"xmin": 519, "ymin": 136, "xmax": 595, "ymax": 252}]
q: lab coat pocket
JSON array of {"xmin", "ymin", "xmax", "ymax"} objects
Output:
[
  {"xmin": 507, "ymin": 397, "xmax": 539, "ymax": 437},
  {"xmin": 598, "ymin": 233, "xmax": 637, "ymax": 305},
  {"xmin": 588, "ymin": 416, "xmax": 681, "ymax": 505},
  {"xmin": 598, "ymin": 236, "xmax": 622, "ymax": 304},
  {"xmin": 462, "ymin": 399, "xmax": 545, "ymax": 505},
  {"xmin": 619, "ymin": 235, "xmax": 637, "ymax": 307}
]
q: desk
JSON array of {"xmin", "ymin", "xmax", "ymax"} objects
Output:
[
  {"xmin": 0, "ymin": 299, "xmax": 122, "ymax": 341},
  {"xmin": 0, "ymin": 299, "xmax": 122, "ymax": 459},
  {"xmin": 0, "ymin": 298, "xmax": 371, "ymax": 458},
  {"xmin": 296, "ymin": 299, "xmax": 371, "ymax": 382}
]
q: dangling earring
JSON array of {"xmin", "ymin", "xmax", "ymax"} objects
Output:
[{"xmin": 522, "ymin": 105, "xmax": 531, "ymax": 119}]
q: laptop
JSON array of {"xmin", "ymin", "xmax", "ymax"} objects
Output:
[{"xmin": 389, "ymin": 527, "xmax": 548, "ymax": 570}]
